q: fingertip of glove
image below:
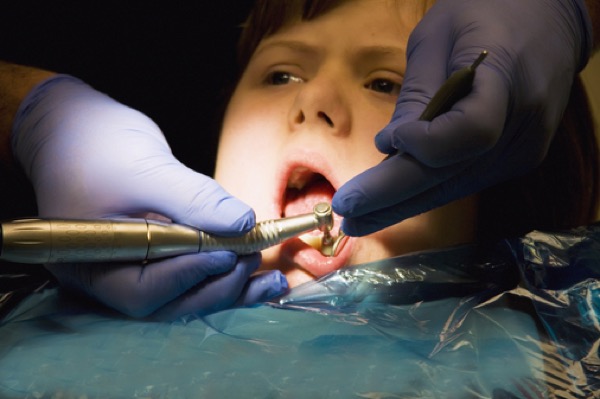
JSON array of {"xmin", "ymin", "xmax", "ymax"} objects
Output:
[
  {"xmin": 340, "ymin": 218, "xmax": 360, "ymax": 237},
  {"xmin": 233, "ymin": 207, "xmax": 256, "ymax": 232},
  {"xmin": 374, "ymin": 126, "xmax": 395, "ymax": 153},
  {"xmin": 189, "ymin": 197, "xmax": 256, "ymax": 235},
  {"xmin": 332, "ymin": 186, "xmax": 360, "ymax": 217},
  {"xmin": 215, "ymin": 197, "xmax": 256, "ymax": 233},
  {"xmin": 331, "ymin": 188, "xmax": 345, "ymax": 211},
  {"xmin": 340, "ymin": 217, "xmax": 380, "ymax": 238},
  {"xmin": 237, "ymin": 269, "xmax": 288, "ymax": 306},
  {"xmin": 270, "ymin": 271, "xmax": 289, "ymax": 297},
  {"xmin": 254, "ymin": 270, "xmax": 289, "ymax": 301}
]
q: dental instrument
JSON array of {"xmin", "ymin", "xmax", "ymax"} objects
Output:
[
  {"xmin": 0, "ymin": 203, "xmax": 336, "ymax": 264},
  {"xmin": 384, "ymin": 50, "xmax": 488, "ymax": 160},
  {"xmin": 299, "ymin": 202, "xmax": 347, "ymax": 257},
  {"xmin": 317, "ymin": 231, "xmax": 347, "ymax": 257},
  {"xmin": 420, "ymin": 50, "xmax": 487, "ymax": 121}
]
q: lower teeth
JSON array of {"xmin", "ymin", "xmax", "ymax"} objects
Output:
[{"xmin": 298, "ymin": 233, "xmax": 322, "ymax": 251}]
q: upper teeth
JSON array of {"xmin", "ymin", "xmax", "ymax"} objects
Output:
[{"xmin": 287, "ymin": 167, "xmax": 313, "ymax": 190}]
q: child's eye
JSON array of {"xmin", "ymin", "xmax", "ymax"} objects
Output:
[
  {"xmin": 265, "ymin": 71, "xmax": 304, "ymax": 86},
  {"xmin": 365, "ymin": 78, "xmax": 401, "ymax": 96}
]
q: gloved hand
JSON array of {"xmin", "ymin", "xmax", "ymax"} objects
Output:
[
  {"xmin": 332, "ymin": 0, "xmax": 593, "ymax": 236},
  {"xmin": 11, "ymin": 75, "xmax": 287, "ymax": 320}
]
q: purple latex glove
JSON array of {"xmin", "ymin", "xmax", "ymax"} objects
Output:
[
  {"xmin": 332, "ymin": 0, "xmax": 593, "ymax": 236},
  {"xmin": 11, "ymin": 75, "xmax": 287, "ymax": 320}
]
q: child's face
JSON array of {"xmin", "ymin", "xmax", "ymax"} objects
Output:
[{"xmin": 215, "ymin": 0, "xmax": 477, "ymax": 287}]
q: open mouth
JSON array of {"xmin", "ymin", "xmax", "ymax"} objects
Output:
[
  {"xmin": 278, "ymin": 165, "xmax": 351, "ymax": 278},
  {"xmin": 282, "ymin": 168, "xmax": 335, "ymax": 218}
]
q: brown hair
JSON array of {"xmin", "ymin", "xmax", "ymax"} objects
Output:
[
  {"xmin": 234, "ymin": 0, "xmax": 600, "ymax": 240},
  {"xmin": 478, "ymin": 76, "xmax": 599, "ymax": 240},
  {"xmin": 236, "ymin": 0, "xmax": 348, "ymax": 74}
]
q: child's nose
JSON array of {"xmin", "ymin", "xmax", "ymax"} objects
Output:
[{"xmin": 288, "ymin": 75, "xmax": 352, "ymax": 136}]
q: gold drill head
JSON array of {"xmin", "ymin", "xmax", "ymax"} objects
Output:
[{"xmin": 310, "ymin": 203, "xmax": 348, "ymax": 257}]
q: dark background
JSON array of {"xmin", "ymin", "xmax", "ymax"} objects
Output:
[{"xmin": 0, "ymin": 0, "xmax": 254, "ymax": 218}]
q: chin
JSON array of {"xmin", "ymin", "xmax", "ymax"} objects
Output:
[{"xmin": 281, "ymin": 268, "xmax": 315, "ymax": 288}]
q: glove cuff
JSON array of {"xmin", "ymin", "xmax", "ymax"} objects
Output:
[{"xmin": 11, "ymin": 74, "xmax": 86, "ymax": 174}]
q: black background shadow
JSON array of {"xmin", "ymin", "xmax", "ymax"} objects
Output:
[{"xmin": 0, "ymin": 0, "xmax": 253, "ymax": 219}]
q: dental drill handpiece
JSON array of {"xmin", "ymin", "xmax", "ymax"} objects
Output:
[{"xmin": 0, "ymin": 203, "xmax": 334, "ymax": 264}]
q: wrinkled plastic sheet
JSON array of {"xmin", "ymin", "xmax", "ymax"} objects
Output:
[{"xmin": 0, "ymin": 224, "xmax": 599, "ymax": 398}]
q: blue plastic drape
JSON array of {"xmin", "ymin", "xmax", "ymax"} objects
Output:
[{"xmin": 0, "ymin": 224, "xmax": 598, "ymax": 398}]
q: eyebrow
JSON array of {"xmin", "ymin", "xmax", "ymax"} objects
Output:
[
  {"xmin": 353, "ymin": 45, "xmax": 405, "ymax": 61},
  {"xmin": 254, "ymin": 40, "xmax": 404, "ymax": 61},
  {"xmin": 253, "ymin": 40, "xmax": 320, "ymax": 59}
]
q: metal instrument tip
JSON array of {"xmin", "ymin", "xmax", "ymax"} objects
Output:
[{"xmin": 470, "ymin": 50, "xmax": 488, "ymax": 70}]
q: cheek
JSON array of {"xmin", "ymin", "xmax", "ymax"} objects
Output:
[
  {"xmin": 216, "ymin": 144, "xmax": 272, "ymax": 198},
  {"xmin": 219, "ymin": 96, "xmax": 271, "ymax": 156},
  {"xmin": 338, "ymin": 105, "xmax": 396, "ymax": 181},
  {"xmin": 348, "ymin": 218, "xmax": 430, "ymax": 267},
  {"xmin": 215, "ymin": 93, "xmax": 284, "ymax": 202},
  {"xmin": 219, "ymin": 96, "xmax": 262, "ymax": 158},
  {"xmin": 348, "ymin": 197, "xmax": 479, "ymax": 266}
]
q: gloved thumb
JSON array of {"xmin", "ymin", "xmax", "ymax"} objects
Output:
[{"xmin": 237, "ymin": 270, "xmax": 289, "ymax": 306}]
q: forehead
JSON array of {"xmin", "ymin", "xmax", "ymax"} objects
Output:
[
  {"xmin": 259, "ymin": 0, "xmax": 428, "ymax": 43},
  {"xmin": 254, "ymin": 0, "xmax": 428, "ymax": 54},
  {"xmin": 236, "ymin": 0, "xmax": 435, "ymax": 73}
]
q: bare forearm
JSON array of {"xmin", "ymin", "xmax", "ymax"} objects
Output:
[
  {"xmin": 585, "ymin": 0, "xmax": 600, "ymax": 50},
  {"xmin": 0, "ymin": 61, "xmax": 55, "ymax": 168}
]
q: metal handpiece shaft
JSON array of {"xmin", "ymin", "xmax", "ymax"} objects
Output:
[
  {"xmin": 199, "ymin": 202, "xmax": 331, "ymax": 254},
  {"xmin": 0, "ymin": 218, "xmax": 201, "ymax": 264},
  {"xmin": 0, "ymin": 203, "xmax": 333, "ymax": 264}
]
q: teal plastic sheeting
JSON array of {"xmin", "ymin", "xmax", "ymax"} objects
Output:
[{"xmin": 0, "ymin": 225, "xmax": 599, "ymax": 398}]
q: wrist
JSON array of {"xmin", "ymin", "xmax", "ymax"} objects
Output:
[{"xmin": 10, "ymin": 74, "xmax": 97, "ymax": 177}]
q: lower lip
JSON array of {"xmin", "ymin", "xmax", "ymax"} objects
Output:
[{"xmin": 280, "ymin": 235, "xmax": 353, "ymax": 278}]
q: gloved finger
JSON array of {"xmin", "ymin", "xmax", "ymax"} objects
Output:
[
  {"xmin": 341, "ymin": 160, "xmax": 485, "ymax": 237},
  {"xmin": 149, "ymin": 253, "xmax": 262, "ymax": 321},
  {"xmin": 46, "ymin": 251, "xmax": 240, "ymax": 318},
  {"xmin": 380, "ymin": 68, "xmax": 508, "ymax": 167},
  {"xmin": 235, "ymin": 270, "xmax": 289, "ymax": 306},
  {"xmin": 332, "ymin": 153, "xmax": 470, "ymax": 219},
  {"xmin": 61, "ymin": 144, "xmax": 254, "ymax": 236},
  {"xmin": 101, "ymin": 160, "xmax": 256, "ymax": 236}
]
